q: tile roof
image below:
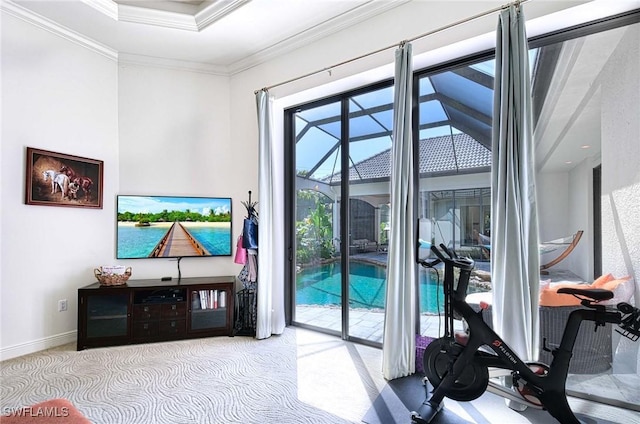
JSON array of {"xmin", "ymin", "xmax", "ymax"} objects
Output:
[{"xmin": 323, "ymin": 133, "xmax": 491, "ymax": 184}]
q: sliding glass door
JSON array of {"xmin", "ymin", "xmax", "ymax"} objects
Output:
[
  {"xmin": 291, "ymin": 99, "xmax": 343, "ymax": 336},
  {"xmin": 415, "ymin": 56, "xmax": 494, "ymax": 338},
  {"xmin": 346, "ymin": 87, "xmax": 393, "ymax": 343},
  {"xmin": 288, "ymin": 83, "xmax": 393, "ymax": 345}
]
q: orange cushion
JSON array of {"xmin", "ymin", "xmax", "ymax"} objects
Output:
[
  {"xmin": 598, "ymin": 276, "xmax": 630, "ymax": 291},
  {"xmin": 592, "ymin": 273, "xmax": 615, "ymax": 287},
  {"xmin": 539, "ymin": 283, "xmax": 594, "ymax": 307},
  {"xmin": 539, "ymin": 276, "xmax": 632, "ymax": 307}
]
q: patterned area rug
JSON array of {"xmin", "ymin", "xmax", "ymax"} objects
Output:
[
  {"xmin": 1, "ymin": 328, "xmax": 638, "ymax": 424},
  {"xmin": 1, "ymin": 329, "xmax": 361, "ymax": 423}
]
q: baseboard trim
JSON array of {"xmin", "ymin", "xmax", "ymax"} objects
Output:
[{"xmin": 1, "ymin": 331, "xmax": 77, "ymax": 361}]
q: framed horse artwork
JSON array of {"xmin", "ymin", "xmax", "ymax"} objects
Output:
[{"xmin": 25, "ymin": 147, "xmax": 104, "ymax": 209}]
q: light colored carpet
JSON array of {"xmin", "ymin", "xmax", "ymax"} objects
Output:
[{"xmin": 1, "ymin": 327, "xmax": 638, "ymax": 423}]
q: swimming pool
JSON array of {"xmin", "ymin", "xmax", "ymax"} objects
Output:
[{"xmin": 296, "ymin": 261, "xmax": 446, "ymax": 314}]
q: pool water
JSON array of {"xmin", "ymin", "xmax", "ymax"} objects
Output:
[
  {"xmin": 296, "ymin": 261, "xmax": 446, "ymax": 314},
  {"xmin": 117, "ymin": 223, "xmax": 231, "ymax": 258}
]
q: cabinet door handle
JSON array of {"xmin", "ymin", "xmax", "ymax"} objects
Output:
[
  {"xmin": 144, "ymin": 306, "xmax": 149, "ymax": 312},
  {"xmin": 171, "ymin": 305, "xmax": 177, "ymax": 310}
]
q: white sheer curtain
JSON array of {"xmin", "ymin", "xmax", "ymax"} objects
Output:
[
  {"xmin": 255, "ymin": 89, "xmax": 286, "ymax": 339},
  {"xmin": 491, "ymin": 5, "xmax": 540, "ymax": 361},
  {"xmin": 382, "ymin": 42, "xmax": 416, "ymax": 380}
]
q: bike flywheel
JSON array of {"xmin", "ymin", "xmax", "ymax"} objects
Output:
[{"xmin": 423, "ymin": 337, "xmax": 489, "ymax": 401}]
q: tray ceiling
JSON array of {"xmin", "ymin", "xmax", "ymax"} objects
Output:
[{"xmin": 6, "ymin": 0, "xmax": 408, "ymax": 74}]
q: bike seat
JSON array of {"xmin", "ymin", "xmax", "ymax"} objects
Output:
[{"xmin": 557, "ymin": 287, "xmax": 613, "ymax": 301}]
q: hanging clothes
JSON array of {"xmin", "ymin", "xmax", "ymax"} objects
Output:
[{"xmin": 247, "ymin": 250, "xmax": 258, "ymax": 289}]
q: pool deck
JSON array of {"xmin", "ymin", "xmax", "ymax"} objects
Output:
[{"xmin": 295, "ymin": 305, "xmax": 463, "ymax": 343}]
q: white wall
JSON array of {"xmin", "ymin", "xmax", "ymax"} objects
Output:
[
  {"xmin": 566, "ymin": 158, "xmax": 595, "ymax": 279},
  {"xmin": 1, "ymin": 13, "xmax": 118, "ymax": 359},
  {"xmin": 0, "ymin": 13, "xmax": 241, "ymax": 360},
  {"xmin": 600, "ymin": 23, "xmax": 640, "ymax": 373},
  {"xmin": 117, "ymin": 63, "xmax": 239, "ymax": 280},
  {"xmin": 537, "ymin": 172, "xmax": 570, "ymax": 243},
  {"xmin": 601, "ymin": 23, "xmax": 640, "ymax": 281}
]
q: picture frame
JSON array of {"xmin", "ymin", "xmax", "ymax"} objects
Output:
[{"xmin": 25, "ymin": 147, "xmax": 104, "ymax": 209}]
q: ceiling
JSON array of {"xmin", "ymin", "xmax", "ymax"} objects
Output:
[{"xmin": 9, "ymin": 0, "xmax": 407, "ymax": 74}]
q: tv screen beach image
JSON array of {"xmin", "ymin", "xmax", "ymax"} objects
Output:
[{"xmin": 117, "ymin": 196, "xmax": 232, "ymax": 259}]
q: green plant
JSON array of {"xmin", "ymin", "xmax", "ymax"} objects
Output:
[{"xmin": 295, "ymin": 192, "xmax": 335, "ymax": 264}]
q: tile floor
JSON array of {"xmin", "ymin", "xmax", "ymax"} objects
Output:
[{"xmin": 294, "ymin": 305, "xmax": 639, "ymax": 412}]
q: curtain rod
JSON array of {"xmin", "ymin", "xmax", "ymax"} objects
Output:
[{"xmin": 256, "ymin": 0, "xmax": 528, "ymax": 94}]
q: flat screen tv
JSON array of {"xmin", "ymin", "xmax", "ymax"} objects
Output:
[{"xmin": 116, "ymin": 195, "xmax": 232, "ymax": 259}]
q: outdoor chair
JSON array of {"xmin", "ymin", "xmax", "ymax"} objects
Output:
[
  {"xmin": 353, "ymin": 239, "xmax": 378, "ymax": 253},
  {"xmin": 473, "ymin": 230, "xmax": 584, "ymax": 274}
]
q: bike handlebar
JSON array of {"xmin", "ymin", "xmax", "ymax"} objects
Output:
[
  {"xmin": 417, "ymin": 257, "xmax": 441, "ymax": 268},
  {"xmin": 429, "ymin": 244, "xmax": 475, "ymax": 271},
  {"xmin": 617, "ymin": 302, "xmax": 640, "ymax": 342}
]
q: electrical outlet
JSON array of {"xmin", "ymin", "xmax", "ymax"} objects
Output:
[{"xmin": 58, "ymin": 299, "xmax": 68, "ymax": 312}]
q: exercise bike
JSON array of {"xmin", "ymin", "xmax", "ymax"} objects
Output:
[{"xmin": 411, "ymin": 244, "xmax": 640, "ymax": 424}]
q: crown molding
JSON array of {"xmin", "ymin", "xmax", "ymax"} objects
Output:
[
  {"xmin": 82, "ymin": 0, "xmax": 118, "ymax": 20},
  {"xmin": 3, "ymin": 0, "xmax": 231, "ymax": 76},
  {"xmin": 1, "ymin": 0, "xmax": 118, "ymax": 61},
  {"xmin": 118, "ymin": 52, "xmax": 229, "ymax": 76},
  {"xmin": 118, "ymin": 3, "xmax": 197, "ymax": 31},
  {"xmin": 195, "ymin": 0, "xmax": 249, "ymax": 31},
  {"xmin": 227, "ymin": 0, "xmax": 410, "ymax": 75},
  {"xmin": 82, "ymin": 0, "xmax": 249, "ymax": 32}
]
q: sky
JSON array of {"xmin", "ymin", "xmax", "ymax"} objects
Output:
[{"xmin": 117, "ymin": 195, "xmax": 231, "ymax": 215}]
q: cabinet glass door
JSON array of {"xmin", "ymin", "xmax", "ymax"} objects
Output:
[{"xmin": 86, "ymin": 293, "xmax": 129, "ymax": 338}]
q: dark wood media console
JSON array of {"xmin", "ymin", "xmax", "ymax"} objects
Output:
[{"xmin": 77, "ymin": 276, "xmax": 235, "ymax": 351}]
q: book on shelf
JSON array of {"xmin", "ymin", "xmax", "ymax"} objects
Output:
[
  {"xmin": 210, "ymin": 290, "xmax": 214, "ymax": 309},
  {"xmin": 199, "ymin": 290, "xmax": 208, "ymax": 309},
  {"xmin": 196, "ymin": 289, "xmax": 226, "ymax": 309},
  {"xmin": 192, "ymin": 290, "xmax": 227, "ymax": 309}
]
